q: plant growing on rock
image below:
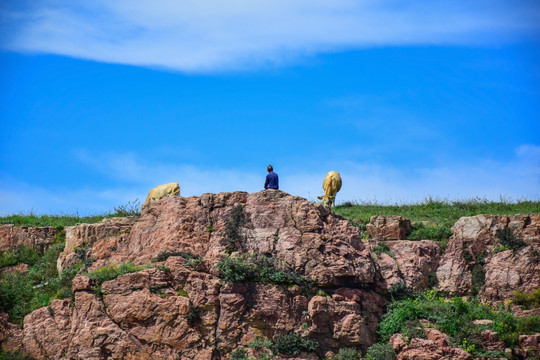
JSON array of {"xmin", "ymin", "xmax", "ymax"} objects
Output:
[
  {"xmin": 223, "ymin": 205, "xmax": 248, "ymax": 251},
  {"xmin": 272, "ymin": 332, "xmax": 318, "ymax": 355},
  {"xmin": 364, "ymin": 343, "xmax": 396, "ymax": 360},
  {"xmin": 85, "ymin": 262, "xmax": 147, "ymax": 284},
  {"xmin": 332, "ymin": 348, "xmax": 362, "ymax": 360},
  {"xmin": 496, "ymin": 227, "xmax": 526, "ymax": 251}
]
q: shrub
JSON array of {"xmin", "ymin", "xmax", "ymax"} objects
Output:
[
  {"xmin": 332, "ymin": 347, "xmax": 362, "ymax": 360},
  {"xmin": 364, "ymin": 343, "xmax": 396, "ymax": 360},
  {"xmin": 0, "ymin": 246, "xmax": 40, "ymax": 269},
  {"xmin": 186, "ymin": 304, "xmax": 201, "ymax": 326},
  {"xmin": 373, "ymin": 242, "xmax": 393, "ymax": 257},
  {"xmin": 388, "ymin": 282, "xmax": 411, "ymax": 301},
  {"xmin": 217, "ymin": 254, "xmax": 314, "ymax": 294},
  {"xmin": 512, "ymin": 289, "xmax": 540, "ymax": 309},
  {"xmin": 153, "ymin": 250, "xmax": 202, "ymax": 267},
  {"xmin": 0, "ymin": 272, "xmax": 34, "ymax": 323},
  {"xmin": 272, "ymin": 333, "xmax": 318, "ymax": 355},
  {"xmin": 86, "ymin": 262, "xmax": 146, "ymax": 284},
  {"xmin": 470, "ymin": 264, "xmax": 485, "ymax": 296},
  {"xmin": 401, "ymin": 319, "xmax": 426, "ymax": 341},
  {"xmin": 223, "ymin": 205, "xmax": 247, "ymax": 250},
  {"xmin": 230, "ymin": 348, "xmax": 248, "ymax": 360},
  {"xmin": 496, "ymin": 227, "xmax": 526, "ymax": 251}
]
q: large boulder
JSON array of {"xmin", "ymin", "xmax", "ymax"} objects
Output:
[{"xmin": 367, "ymin": 216, "xmax": 412, "ymax": 240}]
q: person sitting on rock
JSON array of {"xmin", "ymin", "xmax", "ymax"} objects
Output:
[{"xmin": 264, "ymin": 165, "xmax": 279, "ymax": 190}]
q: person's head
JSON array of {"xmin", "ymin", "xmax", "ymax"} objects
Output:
[{"xmin": 267, "ymin": 165, "xmax": 273, "ymax": 173}]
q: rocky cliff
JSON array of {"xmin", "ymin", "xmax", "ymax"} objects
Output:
[{"xmin": 1, "ymin": 191, "xmax": 539, "ymax": 359}]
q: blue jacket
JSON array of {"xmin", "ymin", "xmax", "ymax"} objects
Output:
[{"xmin": 264, "ymin": 171, "xmax": 279, "ymax": 190}]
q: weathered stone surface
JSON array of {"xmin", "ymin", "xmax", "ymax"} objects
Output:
[
  {"xmin": 57, "ymin": 216, "xmax": 136, "ymax": 274},
  {"xmin": 436, "ymin": 214, "xmax": 540, "ymax": 296},
  {"xmin": 389, "ymin": 332, "xmax": 472, "ymax": 360},
  {"xmin": 367, "ymin": 216, "xmax": 412, "ymax": 240},
  {"xmin": 72, "ymin": 275, "xmax": 95, "ymax": 292},
  {"xmin": 0, "ymin": 312, "xmax": 24, "ymax": 352},
  {"xmin": 481, "ymin": 329, "xmax": 506, "ymax": 351},
  {"xmin": 0, "ymin": 225, "xmax": 59, "ymax": 252},
  {"xmin": 376, "ymin": 240, "xmax": 440, "ymax": 291},
  {"xmin": 481, "ymin": 245, "xmax": 540, "ymax": 303},
  {"xmin": 0, "ymin": 263, "xmax": 29, "ymax": 275},
  {"xmin": 85, "ymin": 191, "xmax": 376, "ymax": 288}
]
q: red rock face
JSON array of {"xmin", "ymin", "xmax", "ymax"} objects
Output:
[
  {"xmin": 19, "ymin": 191, "xmax": 387, "ymax": 359},
  {"xmin": 367, "ymin": 216, "xmax": 412, "ymax": 240},
  {"xmin": 376, "ymin": 240, "xmax": 441, "ymax": 291},
  {"xmin": 0, "ymin": 225, "xmax": 59, "ymax": 252},
  {"xmin": 390, "ymin": 332, "xmax": 472, "ymax": 360},
  {"xmin": 437, "ymin": 214, "xmax": 540, "ymax": 297}
]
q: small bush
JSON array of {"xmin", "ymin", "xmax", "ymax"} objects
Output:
[
  {"xmin": 332, "ymin": 347, "xmax": 362, "ymax": 360},
  {"xmin": 496, "ymin": 227, "xmax": 526, "ymax": 251},
  {"xmin": 388, "ymin": 282, "xmax": 411, "ymax": 301},
  {"xmin": 230, "ymin": 348, "xmax": 248, "ymax": 360},
  {"xmin": 512, "ymin": 289, "xmax": 540, "ymax": 309},
  {"xmin": 0, "ymin": 272, "xmax": 34, "ymax": 322},
  {"xmin": 186, "ymin": 304, "xmax": 201, "ymax": 326},
  {"xmin": 86, "ymin": 262, "xmax": 146, "ymax": 284},
  {"xmin": 0, "ymin": 246, "xmax": 40, "ymax": 269},
  {"xmin": 470, "ymin": 264, "xmax": 485, "ymax": 296},
  {"xmin": 365, "ymin": 343, "xmax": 396, "ymax": 360},
  {"xmin": 272, "ymin": 333, "xmax": 318, "ymax": 355},
  {"xmin": 223, "ymin": 205, "xmax": 247, "ymax": 250},
  {"xmin": 373, "ymin": 242, "xmax": 393, "ymax": 257}
]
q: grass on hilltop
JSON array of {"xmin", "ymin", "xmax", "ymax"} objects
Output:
[
  {"xmin": 334, "ymin": 197, "xmax": 540, "ymax": 228},
  {"xmin": 0, "ymin": 199, "xmax": 141, "ymax": 227}
]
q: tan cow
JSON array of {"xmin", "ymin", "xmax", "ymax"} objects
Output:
[
  {"xmin": 317, "ymin": 171, "xmax": 342, "ymax": 207},
  {"xmin": 142, "ymin": 182, "xmax": 180, "ymax": 209}
]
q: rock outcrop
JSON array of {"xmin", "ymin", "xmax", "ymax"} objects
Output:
[
  {"xmin": 389, "ymin": 330, "xmax": 473, "ymax": 360},
  {"xmin": 436, "ymin": 214, "xmax": 540, "ymax": 297},
  {"xmin": 0, "ymin": 225, "xmax": 59, "ymax": 252},
  {"xmin": 20, "ymin": 191, "xmax": 387, "ymax": 359},
  {"xmin": 376, "ymin": 240, "xmax": 440, "ymax": 291}
]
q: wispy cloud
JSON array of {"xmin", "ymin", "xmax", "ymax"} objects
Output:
[
  {"xmin": 1, "ymin": 145, "xmax": 537, "ymax": 215},
  {"xmin": 2, "ymin": 0, "xmax": 539, "ymax": 72}
]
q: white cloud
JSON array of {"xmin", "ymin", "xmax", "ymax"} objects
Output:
[
  {"xmin": 1, "ymin": 145, "xmax": 538, "ymax": 215},
  {"xmin": 2, "ymin": 0, "xmax": 539, "ymax": 72}
]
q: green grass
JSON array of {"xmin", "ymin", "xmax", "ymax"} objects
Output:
[
  {"xmin": 0, "ymin": 199, "xmax": 142, "ymax": 227},
  {"xmin": 335, "ymin": 198, "xmax": 540, "ymax": 228}
]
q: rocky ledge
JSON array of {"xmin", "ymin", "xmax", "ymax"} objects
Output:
[{"xmin": 1, "ymin": 191, "xmax": 539, "ymax": 359}]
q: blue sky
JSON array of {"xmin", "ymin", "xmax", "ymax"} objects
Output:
[{"xmin": 1, "ymin": 1, "xmax": 539, "ymax": 215}]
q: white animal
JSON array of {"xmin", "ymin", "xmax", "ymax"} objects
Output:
[
  {"xmin": 142, "ymin": 182, "xmax": 180, "ymax": 208},
  {"xmin": 317, "ymin": 171, "xmax": 342, "ymax": 207}
]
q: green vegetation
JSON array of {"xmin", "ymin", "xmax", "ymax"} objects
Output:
[
  {"xmin": 153, "ymin": 250, "xmax": 203, "ymax": 268},
  {"xmin": 0, "ymin": 240, "xmax": 79, "ymax": 324},
  {"xmin": 335, "ymin": 198, "xmax": 540, "ymax": 229},
  {"xmin": 373, "ymin": 242, "xmax": 392, "ymax": 257},
  {"xmin": 512, "ymin": 289, "xmax": 540, "ymax": 309},
  {"xmin": 0, "ymin": 350, "xmax": 34, "ymax": 360},
  {"xmin": 496, "ymin": 227, "xmax": 526, "ymax": 251},
  {"xmin": 272, "ymin": 333, "xmax": 318, "ymax": 355},
  {"xmin": 230, "ymin": 348, "xmax": 249, "ymax": 360},
  {"xmin": 331, "ymin": 348, "xmax": 362, "ymax": 360},
  {"xmin": 0, "ymin": 200, "xmax": 141, "ymax": 227},
  {"xmin": 407, "ymin": 223, "xmax": 452, "ymax": 241},
  {"xmin": 223, "ymin": 205, "xmax": 248, "ymax": 252},
  {"xmin": 0, "ymin": 245, "xmax": 40, "ymax": 269},
  {"xmin": 217, "ymin": 254, "xmax": 313, "ymax": 292},
  {"xmin": 364, "ymin": 343, "xmax": 396, "ymax": 360},
  {"xmin": 377, "ymin": 290, "xmax": 540, "ymax": 357},
  {"xmin": 85, "ymin": 262, "xmax": 147, "ymax": 284}
]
